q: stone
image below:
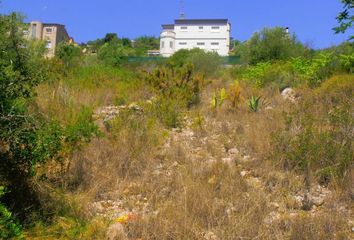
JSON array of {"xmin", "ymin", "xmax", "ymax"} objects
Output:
[
  {"xmin": 281, "ymin": 88, "xmax": 297, "ymax": 102},
  {"xmin": 106, "ymin": 223, "xmax": 127, "ymax": 240},
  {"xmin": 203, "ymin": 231, "xmax": 219, "ymax": 240},
  {"xmin": 311, "ymin": 196, "xmax": 324, "ymax": 207},
  {"xmin": 240, "ymin": 170, "xmax": 249, "ymax": 177},
  {"xmin": 228, "ymin": 148, "xmax": 239, "ymax": 155}
]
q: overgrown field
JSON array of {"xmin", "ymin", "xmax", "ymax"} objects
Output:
[{"xmin": 1, "ymin": 13, "xmax": 353, "ymax": 240}]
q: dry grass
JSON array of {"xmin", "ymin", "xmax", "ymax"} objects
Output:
[{"xmin": 29, "ymin": 68, "xmax": 353, "ymax": 239}]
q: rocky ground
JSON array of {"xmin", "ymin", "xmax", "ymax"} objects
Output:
[{"xmin": 89, "ymin": 90, "xmax": 353, "ymax": 239}]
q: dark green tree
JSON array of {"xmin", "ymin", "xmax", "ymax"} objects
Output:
[
  {"xmin": 104, "ymin": 33, "xmax": 118, "ymax": 43},
  {"xmin": 235, "ymin": 27, "xmax": 308, "ymax": 64},
  {"xmin": 333, "ymin": 0, "xmax": 354, "ymax": 40},
  {"xmin": 0, "ymin": 13, "xmax": 63, "ymax": 221}
]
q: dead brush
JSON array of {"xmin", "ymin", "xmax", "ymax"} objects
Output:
[{"xmin": 126, "ymin": 160, "xmax": 270, "ymax": 240}]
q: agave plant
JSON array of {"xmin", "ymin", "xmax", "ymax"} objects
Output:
[{"xmin": 248, "ymin": 96, "xmax": 261, "ymax": 112}]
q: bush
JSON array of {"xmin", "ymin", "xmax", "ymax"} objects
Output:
[
  {"xmin": 227, "ymin": 80, "xmax": 243, "ymax": 109},
  {"xmin": 55, "ymin": 42, "xmax": 82, "ymax": 70},
  {"xmin": 168, "ymin": 49, "xmax": 222, "ymax": 77},
  {"xmin": 151, "ymin": 96, "xmax": 183, "ymax": 128},
  {"xmin": 146, "ymin": 63, "xmax": 204, "ymax": 108},
  {"xmin": 0, "ymin": 187, "xmax": 23, "ymax": 239},
  {"xmin": 235, "ymin": 27, "xmax": 308, "ymax": 64},
  {"xmin": 97, "ymin": 41, "xmax": 134, "ymax": 67},
  {"xmin": 241, "ymin": 62, "xmax": 271, "ymax": 87},
  {"xmin": 306, "ymin": 52, "xmax": 334, "ymax": 87},
  {"xmin": 272, "ymin": 74, "xmax": 354, "ymax": 184}
]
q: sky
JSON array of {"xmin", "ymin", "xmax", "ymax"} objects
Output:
[{"xmin": 1, "ymin": 0, "xmax": 352, "ymax": 49}]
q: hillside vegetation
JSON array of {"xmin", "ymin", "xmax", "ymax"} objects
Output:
[{"xmin": 0, "ymin": 12, "xmax": 353, "ymax": 240}]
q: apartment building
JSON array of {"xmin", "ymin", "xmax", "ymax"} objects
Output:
[
  {"xmin": 24, "ymin": 21, "xmax": 70, "ymax": 58},
  {"xmin": 160, "ymin": 19, "xmax": 231, "ymax": 57}
]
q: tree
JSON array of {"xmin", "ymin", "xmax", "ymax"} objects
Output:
[
  {"xmin": 97, "ymin": 41, "xmax": 134, "ymax": 66},
  {"xmin": 0, "ymin": 13, "xmax": 62, "ymax": 221},
  {"xmin": 104, "ymin": 33, "xmax": 118, "ymax": 43},
  {"xmin": 333, "ymin": 0, "xmax": 354, "ymax": 40},
  {"xmin": 55, "ymin": 42, "xmax": 82, "ymax": 69},
  {"xmin": 235, "ymin": 27, "xmax": 308, "ymax": 65},
  {"xmin": 133, "ymin": 36, "xmax": 160, "ymax": 56}
]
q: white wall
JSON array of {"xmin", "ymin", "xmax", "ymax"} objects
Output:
[
  {"xmin": 160, "ymin": 22, "xmax": 230, "ymax": 57},
  {"xmin": 160, "ymin": 31, "xmax": 176, "ymax": 57}
]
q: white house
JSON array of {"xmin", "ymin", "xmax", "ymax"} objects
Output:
[{"xmin": 160, "ymin": 19, "xmax": 231, "ymax": 57}]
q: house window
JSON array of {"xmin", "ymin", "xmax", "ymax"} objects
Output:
[
  {"xmin": 198, "ymin": 26, "xmax": 204, "ymax": 31},
  {"xmin": 46, "ymin": 40, "xmax": 52, "ymax": 49},
  {"xmin": 179, "ymin": 42, "xmax": 187, "ymax": 45},
  {"xmin": 180, "ymin": 26, "xmax": 188, "ymax": 31},
  {"xmin": 197, "ymin": 42, "xmax": 205, "ymax": 46},
  {"xmin": 45, "ymin": 28, "xmax": 53, "ymax": 33},
  {"xmin": 170, "ymin": 41, "xmax": 173, "ymax": 48},
  {"xmin": 161, "ymin": 41, "xmax": 165, "ymax": 48},
  {"xmin": 211, "ymin": 26, "xmax": 221, "ymax": 32}
]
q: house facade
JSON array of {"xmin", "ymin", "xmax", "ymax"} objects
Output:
[
  {"xmin": 160, "ymin": 19, "xmax": 231, "ymax": 57},
  {"xmin": 24, "ymin": 21, "xmax": 70, "ymax": 58}
]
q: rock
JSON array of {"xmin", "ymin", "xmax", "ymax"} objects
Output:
[
  {"xmin": 128, "ymin": 103, "xmax": 143, "ymax": 112},
  {"xmin": 106, "ymin": 223, "xmax": 127, "ymax": 240},
  {"xmin": 281, "ymin": 88, "xmax": 297, "ymax": 102},
  {"xmin": 269, "ymin": 202, "xmax": 280, "ymax": 210},
  {"xmin": 203, "ymin": 231, "xmax": 219, "ymax": 240},
  {"xmin": 311, "ymin": 196, "xmax": 324, "ymax": 207},
  {"xmin": 228, "ymin": 148, "xmax": 239, "ymax": 155},
  {"xmin": 240, "ymin": 170, "xmax": 249, "ymax": 177}
]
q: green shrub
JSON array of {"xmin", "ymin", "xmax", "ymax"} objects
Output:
[
  {"xmin": 261, "ymin": 61, "xmax": 297, "ymax": 89},
  {"xmin": 0, "ymin": 187, "xmax": 23, "ymax": 239},
  {"xmin": 186, "ymin": 49, "xmax": 222, "ymax": 76},
  {"xmin": 306, "ymin": 52, "xmax": 334, "ymax": 87},
  {"xmin": 242, "ymin": 62, "xmax": 271, "ymax": 87},
  {"xmin": 55, "ymin": 42, "xmax": 82, "ymax": 70},
  {"xmin": 168, "ymin": 49, "xmax": 222, "ymax": 77},
  {"xmin": 97, "ymin": 42, "xmax": 134, "ymax": 67},
  {"xmin": 65, "ymin": 106, "xmax": 100, "ymax": 144},
  {"xmin": 235, "ymin": 27, "xmax": 308, "ymax": 64},
  {"xmin": 339, "ymin": 53, "xmax": 354, "ymax": 73}
]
